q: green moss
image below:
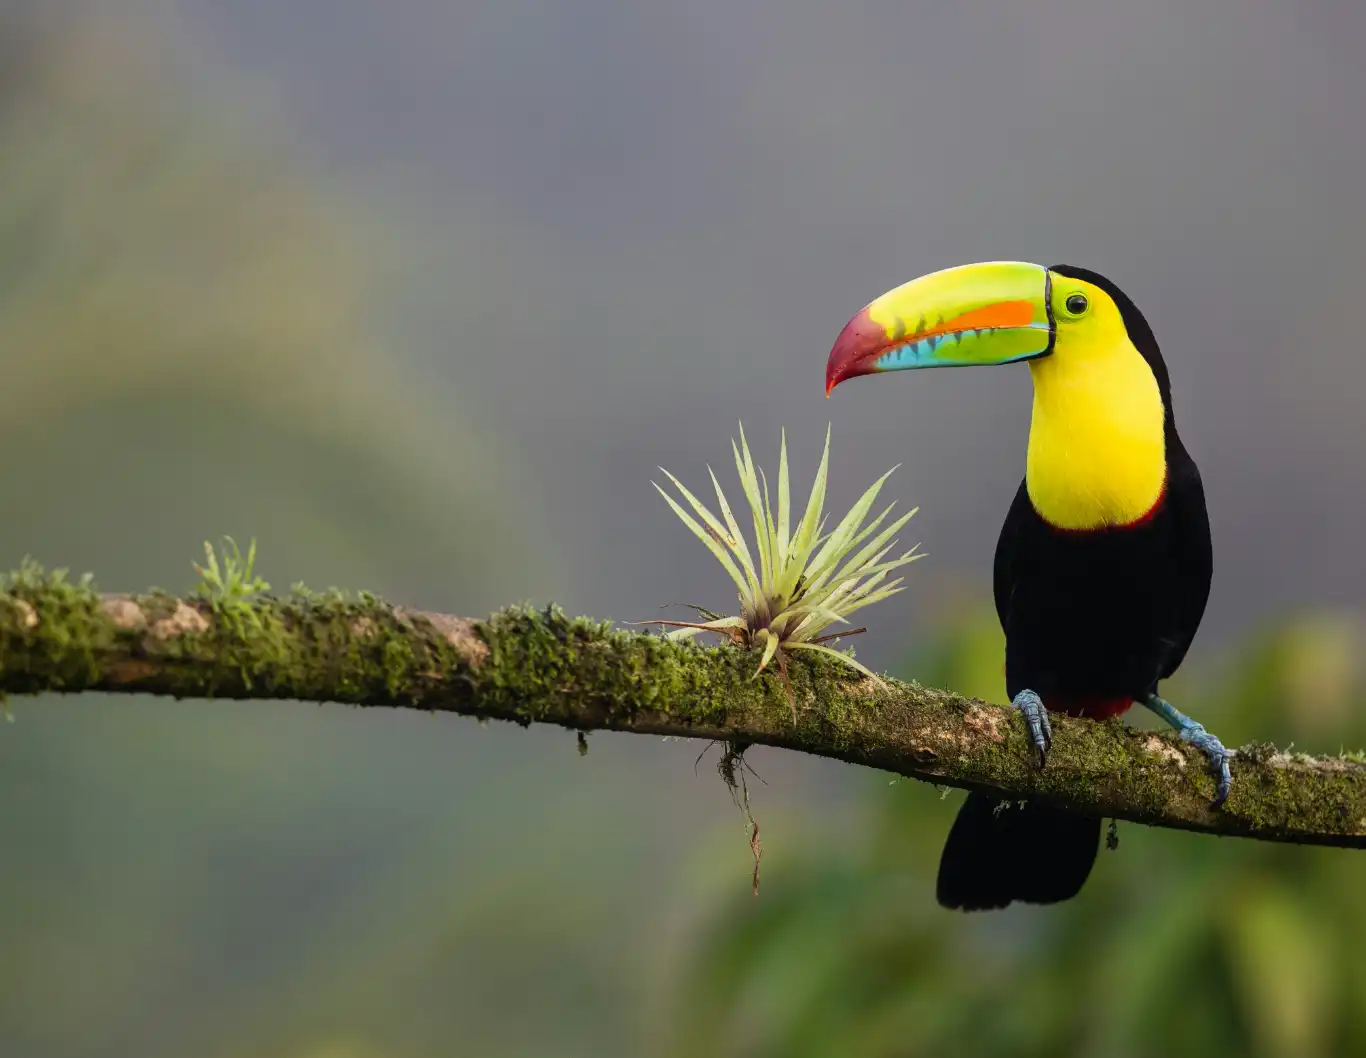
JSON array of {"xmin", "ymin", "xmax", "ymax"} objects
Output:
[
  {"xmin": 1241, "ymin": 741, "xmax": 1283, "ymax": 765},
  {"xmin": 813, "ymin": 673, "xmax": 876, "ymax": 749},
  {"xmin": 0, "ymin": 559, "xmax": 108, "ymax": 693},
  {"xmin": 250, "ymin": 591, "xmax": 448, "ymax": 706},
  {"xmin": 473, "ymin": 604, "xmax": 801, "ymax": 729},
  {"xmin": 0, "ymin": 556, "xmax": 457, "ymax": 709}
]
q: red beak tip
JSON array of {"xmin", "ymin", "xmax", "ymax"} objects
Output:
[{"xmin": 824, "ymin": 307, "xmax": 884, "ymax": 398}]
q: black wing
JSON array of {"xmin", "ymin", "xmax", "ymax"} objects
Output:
[
  {"xmin": 992, "ymin": 479, "xmax": 1033, "ymax": 637},
  {"xmin": 1158, "ymin": 442, "xmax": 1213, "ymax": 680}
]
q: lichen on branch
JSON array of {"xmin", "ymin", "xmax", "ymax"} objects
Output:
[{"xmin": 1, "ymin": 560, "xmax": 1365, "ymax": 850}]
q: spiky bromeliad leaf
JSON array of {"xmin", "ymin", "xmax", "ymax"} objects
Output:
[
  {"xmin": 652, "ymin": 485, "xmax": 751, "ymax": 600},
  {"xmin": 654, "ymin": 424, "xmax": 922, "ymax": 691}
]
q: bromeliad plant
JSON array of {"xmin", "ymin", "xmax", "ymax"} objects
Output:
[{"xmin": 653, "ymin": 424, "xmax": 922, "ymax": 685}]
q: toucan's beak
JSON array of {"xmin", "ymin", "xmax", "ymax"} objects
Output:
[{"xmin": 825, "ymin": 261, "xmax": 1056, "ymax": 395}]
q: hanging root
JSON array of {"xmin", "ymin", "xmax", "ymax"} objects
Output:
[{"xmin": 718, "ymin": 740, "xmax": 766, "ymax": 895}]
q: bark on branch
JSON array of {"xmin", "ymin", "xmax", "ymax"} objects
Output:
[{"xmin": 2, "ymin": 571, "xmax": 1364, "ymax": 848}]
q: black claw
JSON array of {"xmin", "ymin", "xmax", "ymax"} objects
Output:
[{"xmin": 1034, "ymin": 744, "xmax": 1047, "ymax": 770}]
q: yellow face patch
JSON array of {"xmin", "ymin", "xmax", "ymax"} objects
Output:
[{"xmin": 1024, "ymin": 274, "xmax": 1167, "ymax": 530}]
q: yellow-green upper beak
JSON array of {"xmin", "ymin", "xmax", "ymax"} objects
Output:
[{"xmin": 825, "ymin": 261, "xmax": 1056, "ymax": 395}]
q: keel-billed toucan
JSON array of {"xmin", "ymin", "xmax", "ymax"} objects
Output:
[{"xmin": 825, "ymin": 262, "xmax": 1229, "ymax": 911}]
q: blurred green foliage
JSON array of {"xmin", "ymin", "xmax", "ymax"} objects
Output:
[{"xmin": 670, "ymin": 605, "xmax": 1366, "ymax": 1058}]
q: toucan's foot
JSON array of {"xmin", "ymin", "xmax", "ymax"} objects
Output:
[
  {"xmin": 1142, "ymin": 693, "xmax": 1232, "ymax": 806},
  {"xmin": 1012, "ymin": 689, "xmax": 1052, "ymax": 768}
]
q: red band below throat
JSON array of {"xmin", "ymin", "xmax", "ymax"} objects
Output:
[{"xmin": 1049, "ymin": 696, "xmax": 1135, "ymax": 720}]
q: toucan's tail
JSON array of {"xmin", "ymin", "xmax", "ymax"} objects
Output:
[{"xmin": 936, "ymin": 793, "xmax": 1100, "ymax": 911}]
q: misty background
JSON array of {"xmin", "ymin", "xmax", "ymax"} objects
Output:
[{"xmin": 1, "ymin": 1, "xmax": 1364, "ymax": 1055}]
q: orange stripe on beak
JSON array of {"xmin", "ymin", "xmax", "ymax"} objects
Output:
[{"xmin": 915, "ymin": 300, "xmax": 1036, "ymax": 343}]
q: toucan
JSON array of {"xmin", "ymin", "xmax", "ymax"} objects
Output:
[{"xmin": 824, "ymin": 261, "xmax": 1229, "ymax": 911}]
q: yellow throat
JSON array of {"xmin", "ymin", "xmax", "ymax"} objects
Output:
[{"xmin": 1025, "ymin": 335, "xmax": 1167, "ymax": 531}]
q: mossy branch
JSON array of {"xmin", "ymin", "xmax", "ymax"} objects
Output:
[{"xmin": 1, "ymin": 567, "xmax": 1364, "ymax": 849}]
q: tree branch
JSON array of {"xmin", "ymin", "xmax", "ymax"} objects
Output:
[{"xmin": 2, "ymin": 569, "xmax": 1364, "ymax": 848}]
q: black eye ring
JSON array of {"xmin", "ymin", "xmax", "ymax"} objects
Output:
[{"xmin": 1065, "ymin": 293, "xmax": 1089, "ymax": 316}]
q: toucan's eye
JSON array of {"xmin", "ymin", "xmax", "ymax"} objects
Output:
[{"xmin": 1064, "ymin": 293, "xmax": 1089, "ymax": 316}]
